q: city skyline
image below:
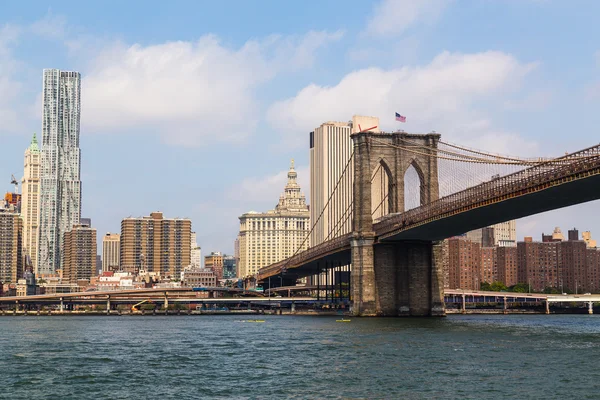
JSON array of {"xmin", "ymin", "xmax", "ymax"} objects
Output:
[{"xmin": 1, "ymin": 1, "xmax": 600, "ymax": 254}]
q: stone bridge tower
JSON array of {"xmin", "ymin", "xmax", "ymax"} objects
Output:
[{"xmin": 350, "ymin": 131, "xmax": 445, "ymax": 317}]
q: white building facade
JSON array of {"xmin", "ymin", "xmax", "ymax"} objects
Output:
[
  {"xmin": 237, "ymin": 160, "xmax": 310, "ymax": 277},
  {"xmin": 191, "ymin": 232, "xmax": 202, "ymax": 268},
  {"xmin": 21, "ymin": 133, "xmax": 41, "ymax": 272},
  {"xmin": 38, "ymin": 69, "xmax": 82, "ymax": 274}
]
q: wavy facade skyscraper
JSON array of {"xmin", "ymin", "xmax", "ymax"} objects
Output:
[{"xmin": 37, "ymin": 69, "xmax": 82, "ymax": 275}]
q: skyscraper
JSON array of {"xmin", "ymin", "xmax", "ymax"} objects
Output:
[
  {"xmin": 102, "ymin": 233, "xmax": 121, "ymax": 272},
  {"xmin": 21, "ymin": 133, "xmax": 41, "ymax": 272},
  {"xmin": 309, "ymin": 115, "xmax": 380, "ymax": 246},
  {"xmin": 38, "ymin": 69, "xmax": 82, "ymax": 275}
]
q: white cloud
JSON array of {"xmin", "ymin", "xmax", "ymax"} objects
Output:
[
  {"xmin": 267, "ymin": 50, "xmax": 538, "ymax": 155},
  {"xmin": 81, "ymin": 31, "xmax": 343, "ymax": 146},
  {"xmin": 229, "ymin": 164, "xmax": 310, "ymax": 207},
  {"xmin": 0, "ymin": 25, "xmax": 24, "ymax": 135},
  {"xmin": 30, "ymin": 12, "xmax": 67, "ymax": 39},
  {"xmin": 365, "ymin": 0, "xmax": 450, "ymax": 37}
]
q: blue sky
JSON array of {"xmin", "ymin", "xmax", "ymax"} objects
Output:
[{"xmin": 1, "ymin": 0, "xmax": 600, "ymax": 255}]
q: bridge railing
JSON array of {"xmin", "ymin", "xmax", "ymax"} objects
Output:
[
  {"xmin": 257, "ymin": 233, "xmax": 352, "ymax": 279},
  {"xmin": 375, "ymin": 144, "xmax": 600, "ymax": 236}
]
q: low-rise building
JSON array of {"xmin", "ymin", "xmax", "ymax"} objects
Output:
[{"xmin": 182, "ymin": 268, "xmax": 217, "ymax": 287}]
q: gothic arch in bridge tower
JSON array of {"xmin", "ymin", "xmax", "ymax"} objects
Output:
[
  {"xmin": 403, "ymin": 159, "xmax": 426, "ymax": 211},
  {"xmin": 371, "ymin": 158, "xmax": 394, "ymax": 221}
]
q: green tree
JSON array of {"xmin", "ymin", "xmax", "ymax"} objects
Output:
[
  {"xmin": 479, "ymin": 282, "xmax": 492, "ymax": 291},
  {"xmin": 543, "ymin": 287, "xmax": 561, "ymax": 294},
  {"xmin": 490, "ymin": 281, "xmax": 508, "ymax": 292},
  {"xmin": 509, "ymin": 282, "xmax": 530, "ymax": 293}
]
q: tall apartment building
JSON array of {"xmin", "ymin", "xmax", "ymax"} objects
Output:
[
  {"xmin": 480, "ymin": 246, "xmax": 496, "ymax": 284},
  {"xmin": 102, "ymin": 233, "xmax": 120, "ymax": 272},
  {"xmin": 205, "ymin": 252, "xmax": 224, "ymax": 280},
  {"xmin": 238, "ymin": 160, "xmax": 310, "ymax": 277},
  {"xmin": 558, "ymin": 230, "xmax": 587, "ymax": 294},
  {"xmin": 0, "ymin": 209, "xmax": 23, "ymax": 283},
  {"xmin": 120, "ymin": 212, "xmax": 191, "ymax": 278},
  {"xmin": 447, "ymin": 237, "xmax": 481, "ymax": 290},
  {"xmin": 497, "ymin": 246, "xmax": 518, "ymax": 287},
  {"xmin": 62, "ymin": 224, "xmax": 96, "ymax": 283},
  {"xmin": 586, "ymin": 249, "xmax": 600, "ymax": 293},
  {"xmin": 517, "ymin": 240, "xmax": 558, "ymax": 292},
  {"xmin": 191, "ymin": 232, "xmax": 201, "ymax": 268},
  {"xmin": 21, "ymin": 133, "xmax": 41, "ymax": 272},
  {"xmin": 38, "ymin": 69, "xmax": 82, "ymax": 275},
  {"xmin": 309, "ymin": 115, "xmax": 380, "ymax": 246}
]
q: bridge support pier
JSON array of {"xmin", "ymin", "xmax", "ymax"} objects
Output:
[
  {"xmin": 106, "ymin": 296, "xmax": 111, "ymax": 314},
  {"xmin": 59, "ymin": 298, "xmax": 64, "ymax": 313},
  {"xmin": 351, "ymin": 239, "xmax": 445, "ymax": 317},
  {"xmin": 545, "ymin": 300, "xmax": 550, "ymax": 315},
  {"xmin": 350, "ymin": 236, "xmax": 377, "ymax": 316},
  {"xmin": 588, "ymin": 301, "xmax": 593, "ymax": 315}
]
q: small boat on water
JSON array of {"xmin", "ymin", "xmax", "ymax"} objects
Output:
[
  {"xmin": 336, "ymin": 319, "xmax": 351, "ymax": 322},
  {"xmin": 246, "ymin": 319, "xmax": 265, "ymax": 323}
]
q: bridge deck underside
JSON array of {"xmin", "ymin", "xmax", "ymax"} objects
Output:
[
  {"xmin": 380, "ymin": 173, "xmax": 600, "ymax": 242},
  {"xmin": 273, "ymin": 248, "xmax": 352, "ymax": 281}
]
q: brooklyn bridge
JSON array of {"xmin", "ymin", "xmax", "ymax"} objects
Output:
[{"xmin": 256, "ymin": 129, "xmax": 600, "ymax": 317}]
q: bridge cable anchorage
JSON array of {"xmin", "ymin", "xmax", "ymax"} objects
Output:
[{"xmin": 261, "ymin": 151, "xmax": 356, "ymax": 278}]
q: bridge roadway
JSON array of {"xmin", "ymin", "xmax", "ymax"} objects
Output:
[
  {"xmin": 445, "ymin": 289, "xmax": 600, "ymax": 304},
  {"xmin": 258, "ymin": 143, "xmax": 600, "ymax": 282},
  {"xmin": 0, "ymin": 287, "xmax": 264, "ymax": 303}
]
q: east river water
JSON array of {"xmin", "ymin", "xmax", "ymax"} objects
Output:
[{"xmin": 1, "ymin": 315, "xmax": 600, "ymax": 399}]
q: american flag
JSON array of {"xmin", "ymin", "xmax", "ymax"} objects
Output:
[{"xmin": 395, "ymin": 112, "xmax": 406, "ymax": 123}]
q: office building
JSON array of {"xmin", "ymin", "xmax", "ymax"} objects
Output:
[
  {"xmin": 234, "ymin": 237, "xmax": 240, "ymax": 277},
  {"xmin": 205, "ymin": 252, "xmax": 224, "ymax": 280},
  {"xmin": 237, "ymin": 160, "xmax": 310, "ymax": 277},
  {"xmin": 182, "ymin": 268, "xmax": 217, "ymax": 287},
  {"xmin": 38, "ymin": 69, "xmax": 82, "ymax": 275},
  {"xmin": 20, "ymin": 133, "xmax": 41, "ymax": 272},
  {"xmin": 102, "ymin": 233, "xmax": 120, "ymax": 272},
  {"xmin": 309, "ymin": 115, "xmax": 379, "ymax": 246},
  {"xmin": 466, "ymin": 220, "xmax": 517, "ymax": 248},
  {"xmin": 62, "ymin": 224, "xmax": 96, "ymax": 283},
  {"xmin": 120, "ymin": 212, "xmax": 191, "ymax": 278},
  {"xmin": 223, "ymin": 255, "xmax": 236, "ymax": 279},
  {"xmin": 0, "ymin": 209, "xmax": 23, "ymax": 283}
]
